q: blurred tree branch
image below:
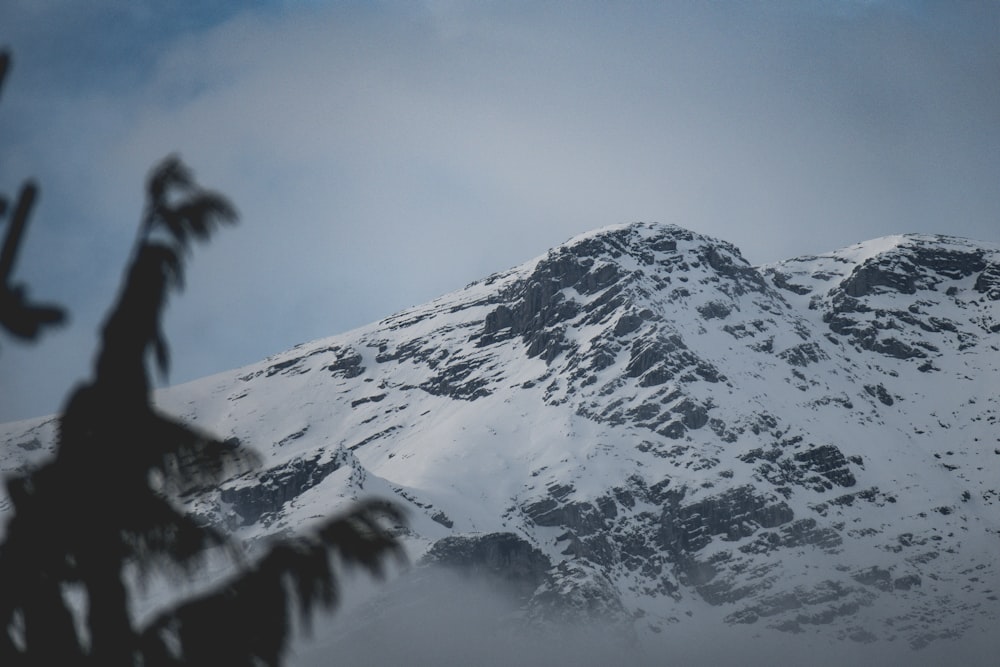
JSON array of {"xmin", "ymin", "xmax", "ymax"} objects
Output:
[
  {"xmin": 0, "ymin": 50, "xmax": 405, "ymax": 665},
  {"xmin": 0, "ymin": 50, "xmax": 67, "ymax": 348}
]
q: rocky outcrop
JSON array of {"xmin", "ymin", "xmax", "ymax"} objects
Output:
[
  {"xmin": 527, "ymin": 560, "xmax": 631, "ymax": 625},
  {"xmin": 219, "ymin": 450, "xmax": 353, "ymax": 526},
  {"xmin": 4, "ymin": 225, "xmax": 999, "ymax": 654},
  {"xmin": 658, "ymin": 486, "xmax": 794, "ymax": 556},
  {"xmin": 420, "ymin": 532, "xmax": 551, "ymax": 599}
]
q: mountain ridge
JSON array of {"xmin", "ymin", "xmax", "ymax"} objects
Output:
[{"xmin": 2, "ymin": 222, "xmax": 998, "ymax": 658}]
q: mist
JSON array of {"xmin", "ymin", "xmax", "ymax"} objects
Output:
[{"xmin": 289, "ymin": 565, "xmax": 998, "ymax": 667}]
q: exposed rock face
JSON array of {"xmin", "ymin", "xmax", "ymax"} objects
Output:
[
  {"xmin": 420, "ymin": 532, "xmax": 551, "ymax": 599},
  {"xmin": 526, "ymin": 559, "xmax": 631, "ymax": 627},
  {"xmin": 218, "ymin": 448, "xmax": 356, "ymax": 527},
  {"xmin": 778, "ymin": 237, "xmax": 1000, "ymax": 364},
  {"xmin": 3, "ymin": 224, "xmax": 999, "ymax": 654},
  {"xmin": 418, "ymin": 532, "xmax": 633, "ymax": 630}
]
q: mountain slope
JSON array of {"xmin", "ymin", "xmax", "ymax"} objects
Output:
[{"xmin": 3, "ymin": 222, "xmax": 999, "ymax": 657}]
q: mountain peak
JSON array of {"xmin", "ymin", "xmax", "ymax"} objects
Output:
[
  {"xmin": 3, "ymin": 223, "xmax": 999, "ymax": 658},
  {"xmin": 549, "ymin": 221, "xmax": 752, "ymax": 275}
]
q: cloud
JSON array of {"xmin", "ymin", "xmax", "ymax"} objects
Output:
[
  {"xmin": 290, "ymin": 564, "xmax": 999, "ymax": 667},
  {"xmin": 1, "ymin": 1, "xmax": 998, "ymax": 420}
]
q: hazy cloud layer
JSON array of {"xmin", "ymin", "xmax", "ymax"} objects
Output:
[
  {"xmin": 291, "ymin": 565, "xmax": 998, "ymax": 667},
  {"xmin": 2, "ymin": 1, "xmax": 998, "ymax": 420}
]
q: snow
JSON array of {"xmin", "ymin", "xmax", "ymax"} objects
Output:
[{"xmin": 2, "ymin": 221, "xmax": 999, "ymax": 660}]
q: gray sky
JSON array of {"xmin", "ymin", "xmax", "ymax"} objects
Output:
[{"xmin": 1, "ymin": 1, "xmax": 998, "ymax": 422}]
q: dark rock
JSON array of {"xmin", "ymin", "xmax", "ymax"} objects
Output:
[
  {"xmin": 350, "ymin": 393, "xmax": 386, "ymax": 407},
  {"xmin": 253, "ymin": 344, "xmax": 343, "ymax": 379},
  {"xmin": 697, "ymin": 300, "xmax": 731, "ymax": 320},
  {"xmin": 579, "ymin": 284, "xmax": 627, "ymax": 326},
  {"xmin": 768, "ymin": 271, "xmax": 812, "ymax": 295},
  {"xmin": 700, "ymin": 244, "xmax": 768, "ymax": 296},
  {"xmin": 264, "ymin": 357, "xmax": 303, "ymax": 377},
  {"xmin": 840, "ymin": 261, "xmax": 917, "ymax": 297},
  {"xmin": 863, "ymin": 383, "xmax": 894, "ymax": 406},
  {"xmin": 657, "ymin": 421, "xmax": 686, "ymax": 440},
  {"xmin": 793, "ymin": 445, "xmax": 857, "ymax": 489},
  {"xmin": 419, "ymin": 354, "xmax": 494, "ymax": 400},
  {"xmin": 649, "ymin": 237, "xmax": 677, "ymax": 253},
  {"xmin": 430, "ymin": 511, "xmax": 454, "ymax": 528},
  {"xmin": 848, "ymin": 627, "xmax": 878, "ymax": 643},
  {"xmin": 852, "ymin": 566, "xmax": 892, "ymax": 592},
  {"xmin": 220, "ymin": 451, "xmax": 349, "ymax": 526},
  {"xmin": 595, "ymin": 495, "xmax": 618, "ymax": 520},
  {"xmin": 613, "ymin": 313, "xmax": 644, "ymax": 336},
  {"xmin": 348, "ymin": 425, "xmax": 402, "ymax": 450},
  {"xmin": 324, "ymin": 349, "xmax": 365, "ymax": 378},
  {"xmin": 524, "ymin": 498, "xmax": 607, "ymax": 535},
  {"xmin": 974, "ymin": 263, "xmax": 1000, "ymax": 300},
  {"xmin": 779, "ymin": 343, "xmax": 828, "ymax": 367},
  {"xmin": 658, "ymin": 486, "xmax": 794, "ymax": 555},
  {"xmin": 672, "ymin": 398, "xmax": 710, "ymax": 430},
  {"xmin": 15, "ymin": 438, "xmax": 42, "ymax": 451},
  {"xmin": 911, "ymin": 245, "xmax": 986, "ymax": 280},
  {"xmin": 421, "ymin": 532, "xmax": 552, "ymax": 599},
  {"xmin": 275, "ymin": 427, "xmax": 309, "ymax": 447},
  {"xmin": 627, "ymin": 402, "xmax": 661, "ymax": 422},
  {"xmin": 825, "ymin": 310, "xmax": 927, "ymax": 360},
  {"xmin": 528, "ymin": 560, "xmax": 630, "ymax": 624},
  {"xmin": 728, "ymin": 580, "xmax": 863, "ymax": 627},
  {"xmin": 739, "ymin": 518, "xmax": 842, "ymax": 554},
  {"xmin": 626, "ymin": 336, "xmax": 683, "ymax": 377}
]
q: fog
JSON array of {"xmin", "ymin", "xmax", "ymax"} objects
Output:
[{"xmin": 289, "ymin": 565, "xmax": 998, "ymax": 667}]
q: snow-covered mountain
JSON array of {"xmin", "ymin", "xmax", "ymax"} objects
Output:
[{"xmin": 3, "ymin": 222, "xmax": 999, "ymax": 661}]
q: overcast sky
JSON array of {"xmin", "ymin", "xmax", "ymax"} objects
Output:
[{"xmin": 1, "ymin": 1, "xmax": 998, "ymax": 422}]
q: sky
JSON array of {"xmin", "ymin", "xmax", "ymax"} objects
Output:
[{"xmin": 0, "ymin": 0, "xmax": 998, "ymax": 422}]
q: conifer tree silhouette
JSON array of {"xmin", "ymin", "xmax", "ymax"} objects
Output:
[
  {"xmin": 0, "ymin": 53, "xmax": 404, "ymax": 666},
  {"xmin": 0, "ymin": 51, "xmax": 66, "ymax": 347}
]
